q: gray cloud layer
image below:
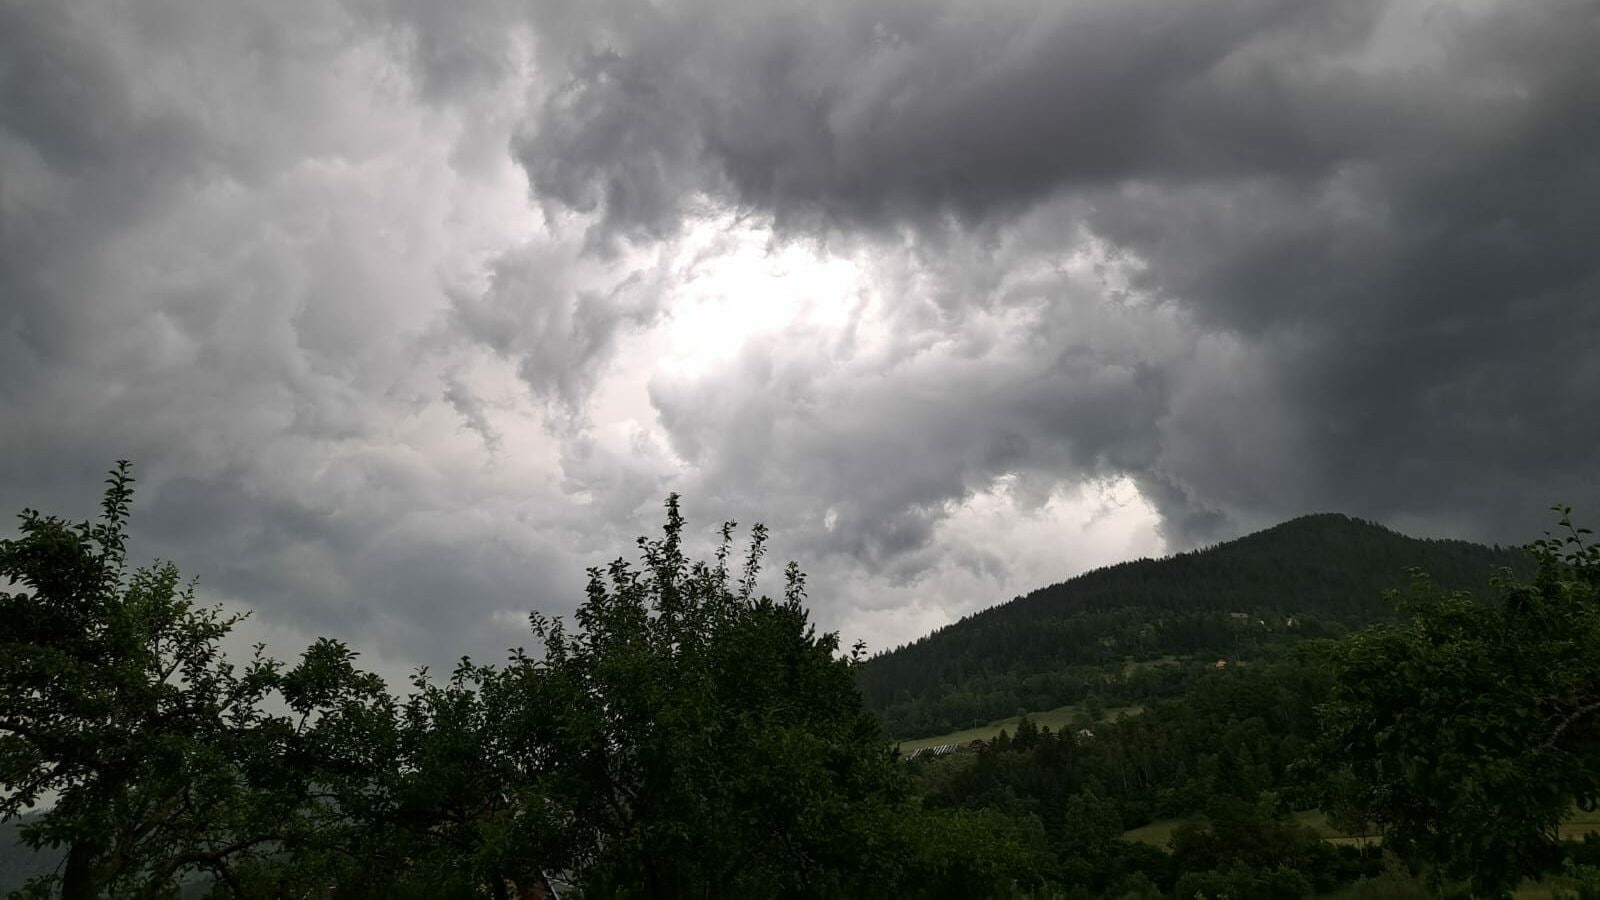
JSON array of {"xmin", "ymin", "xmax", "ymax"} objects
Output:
[
  {"xmin": 511, "ymin": 0, "xmax": 1600, "ymax": 543},
  {"xmin": 2, "ymin": 0, "xmax": 1595, "ymax": 667}
]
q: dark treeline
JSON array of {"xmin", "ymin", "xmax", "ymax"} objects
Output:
[
  {"xmin": 0, "ymin": 466, "xmax": 975, "ymax": 899},
  {"xmin": 3, "ymin": 466, "xmax": 1599, "ymax": 899},
  {"xmin": 856, "ymin": 514, "xmax": 1531, "ymax": 739},
  {"xmin": 899, "ymin": 646, "xmax": 1381, "ymax": 898}
]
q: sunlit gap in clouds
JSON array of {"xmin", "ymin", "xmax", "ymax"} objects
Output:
[
  {"xmin": 655, "ymin": 217, "xmax": 870, "ymax": 379},
  {"xmin": 580, "ymin": 212, "xmax": 878, "ymax": 486}
]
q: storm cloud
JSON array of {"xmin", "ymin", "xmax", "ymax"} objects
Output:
[
  {"xmin": 2, "ymin": 0, "xmax": 1596, "ymax": 668},
  {"xmin": 510, "ymin": 0, "xmax": 1600, "ymax": 541}
]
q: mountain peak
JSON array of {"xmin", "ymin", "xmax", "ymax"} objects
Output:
[{"xmin": 857, "ymin": 513, "xmax": 1529, "ymax": 739}]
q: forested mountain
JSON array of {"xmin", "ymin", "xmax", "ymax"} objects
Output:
[{"xmin": 857, "ymin": 514, "xmax": 1530, "ymax": 738}]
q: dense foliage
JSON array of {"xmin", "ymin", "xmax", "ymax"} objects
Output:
[{"xmin": 1315, "ymin": 509, "xmax": 1600, "ymax": 897}]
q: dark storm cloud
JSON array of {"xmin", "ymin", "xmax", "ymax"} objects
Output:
[
  {"xmin": 445, "ymin": 241, "xmax": 667, "ymax": 413},
  {"xmin": 127, "ymin": 465, "xmax": 591, "ymax": 670},
  {"xmin": 514, "ymin": 0, "xmax": 1383, "ymax": 243},
  {"xmin": 512, "ymin": 0, "xmax": 1600, "ymax": 545},
  {"xmin": 0, "ymin": 3, "xmax": 204, "ymax": 384},
  {"xmin": 372, "ymin": 0, "xmax": 523, "ymax": 101},
  {"xmin": 1079, "ymin": 1, "xmax": 1600, "ymax": 541},
  {"xmin": 0, "ymin": 0, "xmax": 591, "ymax": 669}
]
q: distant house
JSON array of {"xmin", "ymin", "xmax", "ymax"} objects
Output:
[
  {"xmin": 1285, "ymin": 616, "xmax": 1299, "ymax": 628},
  {"xmin": 1228, "ymin": 612, "xmax": 1249, "ymax": 621},
  {"xmin": 1215, "ymin": 658, "xmax": 1228, "ymax": 670},
  {"xmin": 1075, "ymin": 728, "xmax": 1095, "ymax": 740},
  {"xmin": 967, "ymin": 739, "xmax": 990, "ymax": 751},
  {"xmin": 904, "ymin": 742, "xmax": 963, "ymax": 762}
]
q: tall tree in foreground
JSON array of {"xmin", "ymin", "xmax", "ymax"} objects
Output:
[
  {"xmin": 1317, "ymin": 509, "xmax": 1600, "ymax": 898},
  {"xmin": 0, "ymin": 463, "xmax": 293, "ymax": 898},
  {"xmin": 0, "ymin": 464, "xmax": 396, "ymax": 899},
  {"xmin": 523, "ymin": 498, "xmax": 915, "ymax": 897}
]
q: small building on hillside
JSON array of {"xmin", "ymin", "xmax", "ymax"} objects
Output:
[
  {"xmin": 904, "ymin": 742, "xmax": 963, "ymax": 762},
  {"xmin": 1215, "ymin": 658, "xmax": 1228, "ymax": 670}
]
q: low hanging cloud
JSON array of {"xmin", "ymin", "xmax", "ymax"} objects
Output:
[{"xmin": 1, "ymin": 0, "xmax": 1595, "ymax": 670}]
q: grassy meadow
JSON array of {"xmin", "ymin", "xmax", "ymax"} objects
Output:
[
  {"xmin": 893, "ymin": 704, "xmax": 1143, "ymax": 754},
  {"xmin": 1125, "ymin": 807, "xmax": 1600, "ymax": 898}
]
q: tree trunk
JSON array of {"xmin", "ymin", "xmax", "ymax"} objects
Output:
[{"xmin": 61, "ymin": 841, "xmax": 102, "ymax": 900}]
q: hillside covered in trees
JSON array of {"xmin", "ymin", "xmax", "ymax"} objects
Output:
[{"xmin": 857, "ymin": 514, "xmax": 1531, "ymax": 738}]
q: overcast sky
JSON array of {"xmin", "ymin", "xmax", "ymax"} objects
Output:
[{"xmin": 3, "ymin": 0, "xmax": 1596, "ymax": 673}]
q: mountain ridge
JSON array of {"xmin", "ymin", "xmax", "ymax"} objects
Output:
[{"xmin": 856, "ymin": 511, "xmax": 1531, "ymax": 739}]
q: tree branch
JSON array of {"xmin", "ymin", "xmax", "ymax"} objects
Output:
[{"xmin": 1542, "ymin": 698, "xmax": 1600, "ymax": 750}]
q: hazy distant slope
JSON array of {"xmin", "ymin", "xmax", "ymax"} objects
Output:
[
  {"xmin": 857, "ymin": 514, "xmax": 1529, "ymax": 738},
  {"xmin": 0, "ymin": 814, "xmax": 60, "ymax": 895}
]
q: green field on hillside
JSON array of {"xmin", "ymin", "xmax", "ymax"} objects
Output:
[
  {"xmin": 1560, "ymin": 804, "xmax": 1600, "ymax": 839},
  {"xmin": 1126, "ymin": 809, "xmax": 1599, "ymax": 898},
  {"xmin": 1120, "ymin": 817, "xmax": 1192, "ymax": 849},
  {"xmin": 894, "ymin": 704, "xmax": 1142, "ymax": 754},
  {"xmin": 1120, "ymin": 811, "xmax": 1375, "ymax": 850},
  {"xmin": 1122, "ymin": 806, "xmax": 1600, "ymax": 850}
]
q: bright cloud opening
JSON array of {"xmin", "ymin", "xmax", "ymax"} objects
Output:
[{"xmin": 656, "ymin": 219, "xmax": 868, "ymax": 377}]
